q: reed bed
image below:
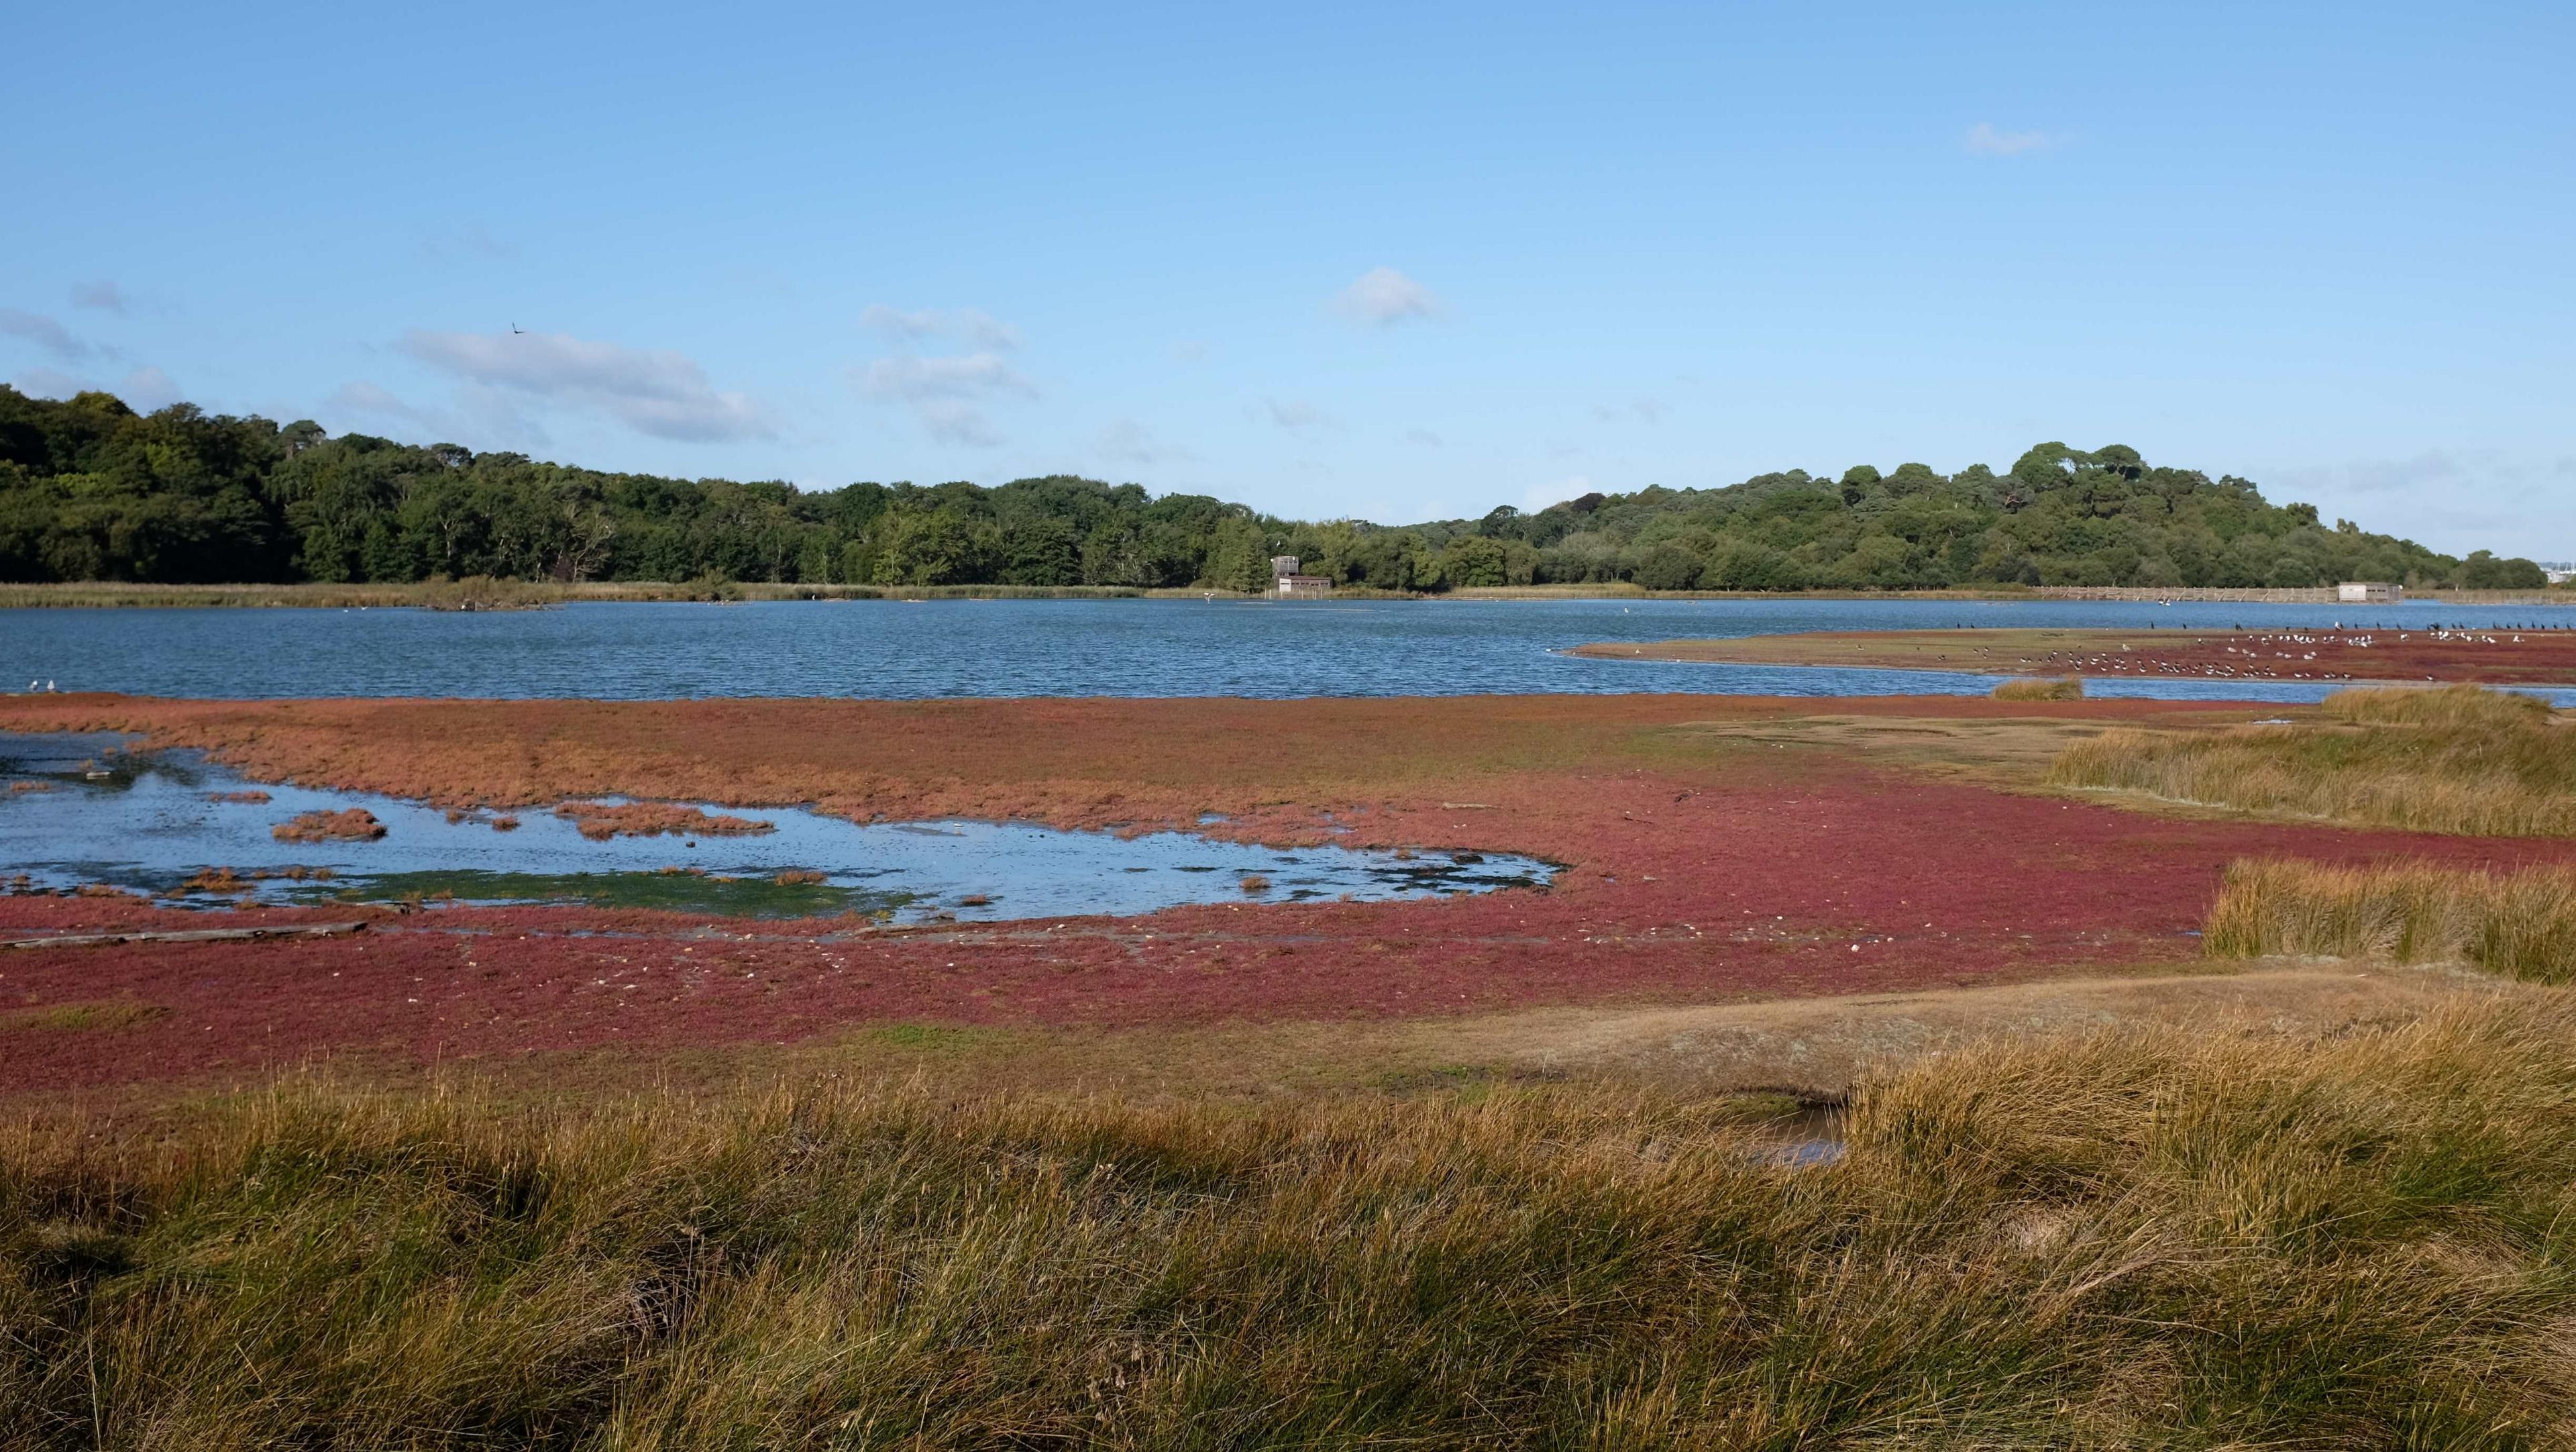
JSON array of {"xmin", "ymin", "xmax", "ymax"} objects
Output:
[
  {"xmin": 2205, "ymin": 857, "xmax": 2576, "ymax": 981},
  {"xmin": 8, "ymin": 995, "xmax": 2576, "ymax": 1447},
  {"xmin": 2049, "ymin": 685, "xmax": 2576, "ymax": 835},
  {"xmin": 1990, "ymin": 676, "xmax": 2083, "ymax": 701}
]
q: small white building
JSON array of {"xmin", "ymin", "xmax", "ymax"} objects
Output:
[
  {"xmin": 1277, "ymin": 574, "xmax": 1334, "ymax": 597},
  {"xmin": 2337, "ymin": 581, "xmax": 2403, "ymax": 603}
]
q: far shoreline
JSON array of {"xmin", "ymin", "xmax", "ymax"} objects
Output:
[{"xmin": 2, "ymin": 579, "xmax": 2570, "ymax": 611}]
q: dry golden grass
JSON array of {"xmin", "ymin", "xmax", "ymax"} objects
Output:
[
  {"xmin": 2206, "ymin": 857, "xmax": 2576, "ymax": 982},
  {"xmin": 6, "ymin": 995, "xmax": 2575, "ymax": 1446},
  {"xmin": 1990, "ymin": 676, "xmax": 2083, "ymax": 701},
  {"xmin": 2049, "ymin": 686, "xmax": 2575, "ymax": 835}
]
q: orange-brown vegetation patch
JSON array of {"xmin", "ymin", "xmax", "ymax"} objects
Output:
[
  {"xmin": 773, "ymin": 869, "xmax": 826, "ymax": 886},
  {"xmin": 178, "ymin": 868, "xmax": 256, "ymax": 895},
  {"xmin": 1, "ymin": 690, "xmax": 2568, "ymax": 1094},
  {"xmin": 9, "ymin": 780, "xmax": 54, "ymax": 794},
  {"xmin": 1578, "ymin": 627, "xmax": 2576, "ymax": 685},
  {"xmin": 272, "ymin": 807, "xmax": 386, "ymax": 842},
  {"xmin": 555, "ymin": 801, "xmax": 775, "ymax": 841},
  {"xmin": 207, "ymin": 789, "xmax": 271, "ymax": 804}
]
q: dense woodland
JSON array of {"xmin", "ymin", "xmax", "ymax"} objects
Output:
[{"xmin": 0, "ymin": 385, "xmax": 2548, "ymax": 592}]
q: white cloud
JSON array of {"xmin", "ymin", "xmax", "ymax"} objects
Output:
[
  {"xmin": 1964, "ymin": 122, "xmax": 2057, "ymax": 156},
  {"xmin": 0, "ymin": 309, "xmax": 93, "ymax": 362},
  {"xmin": 861, "ymin": 305, "xmax": 1023, "ymax": 351},
  {"xmin": 397, "ymin": 328, "xmax": 773, "ymax": 442},
  {"xmin": 1403, "ymin": 427, "xmax": 1443, "ymax": 448},
  {"xmin": 70, "ymin": 280, "xmax": 128, "ymax": 315},
  {"xmin": 1260, "ymin": 397, "xmax": 1331, "ymax": 431},
  {"xmin": 1170, "ymin": 339, "xmax": 1210, "ymax": 363},
  {"xmin": 857, "ymin": 352, "xmax": 1034, "ymax": 401},
  {"xmin": 853, "ymin": 351, "xmax": 1034, "ymax": 448},
  {"xmin": 1334, "ymin": 266, "xmax": 1442, "ymax": 326},
  {"xmin": 117, "ymin": 366, "xmax": 180, "ymax": 412}
]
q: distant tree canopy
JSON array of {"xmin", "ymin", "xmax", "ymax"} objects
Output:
[{"xmin": 0, "ymin": 387, "xmax": 2544, "ymax": 592}]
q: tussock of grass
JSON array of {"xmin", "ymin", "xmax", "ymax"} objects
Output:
[
  {"xmin": 1991, "ymin": 676, "xmax": 2083, "ymax": 701},
  {"xmin": 2206, "ymin": 857, "xmax": 2576, "ymax": 981},
  {"xmin": 7, "ymin": 998, "xmax": 2576, "ymax": 1445},
  {"xmin": 2323, "ymin": 682, "xmax": 2556, "ymax": 729},
  {"xmin": 2049, "ymin": 685, "xmax": 2575, "ymax": 835}
]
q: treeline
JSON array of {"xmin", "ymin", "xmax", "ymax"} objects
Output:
[{"xmin": 0, "ymin": 386, "xmax": 2548, "ymax": 592}]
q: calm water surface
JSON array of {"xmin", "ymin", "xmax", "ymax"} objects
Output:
[
  {"xmin": 0, "ymin": 733, "xmax": 1550, "ymax": 921},
  {"xmin": 6, "ymin": 597, "xmax": 2574, "ymax": 703}
]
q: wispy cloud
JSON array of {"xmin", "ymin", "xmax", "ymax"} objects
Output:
[
  {"xmin": 854, "ymin": 351, "xmax": 1035, "ymax": 448},
  {"xmin": 329, "ymin": 379, "xmax": 549, "ymax": 450},
  {"xmin": 398, "ymin": 329, "xmax": 773, "ymax": 442},
  {"xmin": 1260, "ymin": 397, "xmax": 1332, "ymax": 431},
  {"xmin": 1964, "ymin": 122, "xmax": 2057, "ymax": 156},
  {"xmin": 7, "ymin": 367, "xmax": 89, "ymax": 399},
  {"xmin": 1593, "ymin": 399, "xmax": 1667, "ymax": 425},
  {"xmin": 1334, "ymin": 266, "xmax": 1442, "ymax": 326},
  {"xmin": 861, "ymin": 305, "xmax": 1024, "ymax": 351},
  {"xmin": 0, "ymin": 308, "xmax": 95, "ymax": 362},
  {"xmin": 118, "ymin": 365, "xmax": 180, "ymax": 411},
  {"xmin": 1170, "ymin": 339, "xmax": 1210, "ymax": 364},
  {"xmin": 1097, "ymin": 418, "xmax": 1191, "ymax": 467},
  {"xmin": 70, "ymin": 280, "xmax": 128, "ymax": 315},
  {"xmin": 1525, "ymin": 475, "xmax": 1591, "ymax": 513},
  {"xmin": 1404, "ymin": 427, "xmax": 1444, "ymax": 448}
]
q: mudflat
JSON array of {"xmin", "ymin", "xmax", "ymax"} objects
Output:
[{"xmin": 1574, "ymin": 625, "xmax": 2576, "ymax": 684}]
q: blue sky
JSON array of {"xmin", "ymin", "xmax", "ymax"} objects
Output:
[{"xmin": 5, "ymin": 1, "xmax": 2569, "ymax": 554}]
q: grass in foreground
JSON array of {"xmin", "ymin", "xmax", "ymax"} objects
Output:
[
  {"xmin": 2206, "ymin": 857, "xmax": 2576, "ymax": 981},
  {"xmin": 7, "ymin": 995, "xmax": 2576, "ymax": 1447},
  {"xmin": 2048, "ymin": 684, "xmax": 2574, "ymax": 835},
  {"xmin": 1990, "ymin": 676, "xmax": 2082, "ymax": 701}
]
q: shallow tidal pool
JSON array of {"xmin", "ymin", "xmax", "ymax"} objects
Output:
[{"xmin": 0, "ymin": 733, "xmax": 1552, "ymax": 921}]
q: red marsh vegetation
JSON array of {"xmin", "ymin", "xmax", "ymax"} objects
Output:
[
  {"xmin": 1580, "ymin": 627, "xmax": 2576, "ymax": 684},
  {"xmin": 2, "ymin": 692, "xmax": 2571, "ymax": 1092}
]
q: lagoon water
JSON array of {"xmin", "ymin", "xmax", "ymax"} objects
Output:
[
  {"xmin": 0, "ymin": 733, "xmax": 1551, "ymax": 921},
  {"xmin": 5, "ymin": 597, "xmax": 2575, "ymax": 703}
]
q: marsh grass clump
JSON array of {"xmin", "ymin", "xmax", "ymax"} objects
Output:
[
  {"xmin": 2322, "ymin": 682, "xmax": 2553, "ymax": 729},
  {"xmin": 2049, "ymin": 685, "xmax": 2575, "ymax": 835},
  {"xmin": 555, "ymin": 801, "xmax": 774, "ymax": 841},
  {"xmin": 2205, "ymin": 857, "xmax": 2576, "ymax": 981},
  {"xmin": 272, "ymin": 808, "xmax": 386, "ymax": 843},
  {"xmin": 6, "ymin": 997, "xmax": 2576, "ymax": 1445},
  {"xmin": 1991, "ymin": 675, "xmax": 2083, "ymax": 701},
  {"xmin": 176, "ymin": 867, "xmax": 255, "ymax": 895}
]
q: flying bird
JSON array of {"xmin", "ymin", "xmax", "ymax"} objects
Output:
[{"xmin": 510, "ymin": 322, "xmax": 525, "ymax": 334}]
